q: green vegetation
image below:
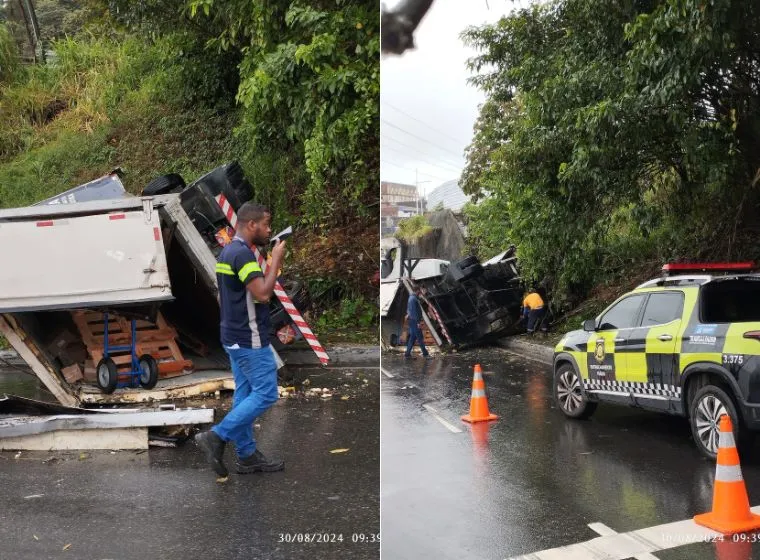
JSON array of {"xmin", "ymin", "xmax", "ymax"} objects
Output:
[
  {"xmin": 0, "ymin": 0, "xmax": 378, "ymax": 338},
  {"xmin": 395, "ymin": 214, "xmax": 433, "ymax": 243},
  {"xmin": 462, "ymin": 0, "xmax": 760, "ymax": 312}
]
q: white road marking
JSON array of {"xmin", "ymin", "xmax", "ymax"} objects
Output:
[
  {"xmin": 507, "ymin": 508, "xmax": 760, "ymax": 560},
  {"xmin": 587, "ymin": 523, "xmax": 660, "ymax": 560},
  {"xmin": 422, "ymin": 404, "xmax": 463, "ymax": 433},
  {"xmin": 381, "ymin": 368, "xmax": 395, "ymax": 379}
]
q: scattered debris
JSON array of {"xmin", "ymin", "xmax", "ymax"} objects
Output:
[
  {"xmin": 24, "ymin": 494, "xmax": 43, "ymax": 499},
  {"xmin": 330, "ymin": 448, "xmax": 349, "ymax": 454},
  {"xmin": 216, "ymin": 476, "xmax": 228, "ymax": 484},
  {"xmin": 78, "ymin": 453, "xmax": 88, "ymax": 461},
  {"xmin": 63, "ymin": 543, "xmax": 72, "ymax": 551},
  {"xmin": 33, "ymin": 535, "xmax": 39, "ymax": 541}
]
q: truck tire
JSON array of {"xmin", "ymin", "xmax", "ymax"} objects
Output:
[
  {"xmin": 142, "ymin": 174, "xmax": 186, "ymax": 196},
  {"xmin": 689, "ymin": 384, "xmax": 743, "ymax": 460},
  {"xmin": 553, "ymin": 363, "xmax": 597, "ymax": 419},
  {"xmin": 138, "ymin": 354, "xmax": 159, "ymax": 389},
  {"xmin": 96, "ymin": 357, "xmax": 118, "ymax": 394}
]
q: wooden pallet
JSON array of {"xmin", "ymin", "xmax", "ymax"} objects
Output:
[
  {"xmin": 400, "ymin": 318, "xmax": 437, "ymax": 347},
  {"xmin": 72, "ymin": 311, "xmax": 193, "ymax": 379}
]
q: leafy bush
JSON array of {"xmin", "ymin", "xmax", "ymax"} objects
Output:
[
  {"xmin": 395, "ymin": 214, "xmax": 432, "ymax": 243},
  {"xmin": 314, "ymin": 296, "xmax": 378, "ymax": 332}
]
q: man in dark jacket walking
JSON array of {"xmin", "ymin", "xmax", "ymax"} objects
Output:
[{"xmin": 405, "ymin": 288, "xmax": 431, "ymax": 358}]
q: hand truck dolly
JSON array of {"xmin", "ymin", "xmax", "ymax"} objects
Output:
[{"xmin": 96, "ymin": 312, "xmax": 159, "ymax": 394}]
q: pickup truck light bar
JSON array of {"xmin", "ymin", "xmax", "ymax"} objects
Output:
[{"xmin": 662, "ymin": 262, "xmax": 757, "ymax": 274}]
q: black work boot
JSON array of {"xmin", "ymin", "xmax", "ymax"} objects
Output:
[
  {"xmin": 194, "ymin": 430, "xmax": 228, "ymax": 477},
  {"xmin": 236, "ymin": 449, "xmax": 285, "ymax": 474}
]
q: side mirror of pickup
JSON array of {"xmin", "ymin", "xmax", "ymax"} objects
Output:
[{"xmin": 582, "ymin": 319, "xmax": 596, "ymax": 332}]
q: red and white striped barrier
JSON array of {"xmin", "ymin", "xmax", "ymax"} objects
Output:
[{"xmin": 214, "ymin": 194, "xmax": 330, "ymax": 365}]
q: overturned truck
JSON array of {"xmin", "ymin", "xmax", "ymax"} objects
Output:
[
  {"xmin": 0, "ymin": 163, "xmax": 317, "ymax": 408},
  {"xmin": 380, "ymin": 238, "xmax": 524, "ymax": 349}
]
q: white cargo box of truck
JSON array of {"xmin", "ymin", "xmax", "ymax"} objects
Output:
[{"xmin": 0, "ymin": 194, "xmax": 281, "ymax": 407}]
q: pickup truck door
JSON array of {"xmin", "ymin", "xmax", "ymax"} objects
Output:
[
  {"xmin": 587, "ymin": 294, "xmax": 647, "ymax": 389},
  {"xmin": 623, "ymin": 291, "xmax": 684, "ymax": 409}
]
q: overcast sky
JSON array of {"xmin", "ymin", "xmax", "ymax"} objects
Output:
[{"xmin": 380, "ymin": 0, "xmax": 527, "ymax": 198}]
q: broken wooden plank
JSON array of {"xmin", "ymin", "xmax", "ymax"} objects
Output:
[
  {"xmin": 0, "ymin": 314, "xmax": 79, "ymax": 407},
  {"xmin": 78, "ymin": 373, "xmax": 235, "ymax": 404}
]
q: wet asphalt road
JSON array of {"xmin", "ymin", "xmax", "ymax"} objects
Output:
[
  {"xmin": 381, "ymin": 349, "xmax": 760, "ymax": 560},
  {"xmin": 0, "ymin": 366, "xmax": 379, "ymax": 560}
]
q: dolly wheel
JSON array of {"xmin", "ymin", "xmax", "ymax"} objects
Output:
[
  {"xmin": 138, "ymin": 354, "xmax": 159, "ymax": 389},
  {"xmin": 96, "ymin": 357, "xmax": 118, "ymax": 394}
]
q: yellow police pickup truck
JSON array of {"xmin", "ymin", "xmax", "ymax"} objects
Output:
[{"xmin": 553, "ymin": 262, "xmax": 760, "ymax": 459}]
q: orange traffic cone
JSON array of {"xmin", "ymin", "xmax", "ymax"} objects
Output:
[
  {"xmin": 461, "ymin": 364, "xmax": 498, "ymax": 423},
  {"xmin": 694, "ymin": 415, "xmax": 760, "ymax": 535}
]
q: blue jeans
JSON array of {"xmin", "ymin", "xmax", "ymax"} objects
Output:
[
  {"xmin": 212, "ymin": 345, "xmax": 278, "ymax": 459},
  {"xmin": 405, "ymin": 322, "xmax": 429, "ymax": 357}
]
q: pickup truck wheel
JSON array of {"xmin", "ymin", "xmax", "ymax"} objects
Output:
[
  {"xmin": 138, "ymin": 354, "xmax": 159, "ymax": 389},
  {"xmin": 142, "ymin": 174, "xmax": 185, "ymax": 196},
  {"xmin": 554, "ymin": 364, "xmax": 597, "ymax": 419},
  {"xmin": 96, "ymin": 358, "xmax": 118, "ymax": 394},
  {"xmin": 689, "ymin": 385, "xmax": 741, "ymax": 460}
]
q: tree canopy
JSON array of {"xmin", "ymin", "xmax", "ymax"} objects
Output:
[
  {"xmin": 106, "ymin": 0, "xmax": 379, "ymax": 227},
  {"xmin": 462, "ymin": 0, "xmax": 760, "ymax": 304}
]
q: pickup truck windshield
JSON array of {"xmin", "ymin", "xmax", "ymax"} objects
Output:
[{"xmin": 701, "ymin": 278, "xmax": 760, "ymax": 323}]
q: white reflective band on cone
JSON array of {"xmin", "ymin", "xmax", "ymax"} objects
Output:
[
  {"xmin": 719, "ymin": 430, "xmax": 736, "ymax": 449},
  {"xmin": 715, "ymin": 464, "xmax": 744, "ymax": 483},
  {"xmin": 471, "ymin": 388, "xmax": 486, "ymax": 398}
]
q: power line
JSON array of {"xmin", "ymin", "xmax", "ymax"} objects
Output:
[
  {"xmin": 380, "ymin": 159, "xmax": 454, "ymax": 183},
  {"xmin": 381, "ymin": 135, "xmax": 464, "ymax": 171},
  {"xmin": 380, "ymin": 119, "xmax": 465, "ymax": 160},
  {"xmin": 381, "ymin": 143, "xmax": 463, "ymax": 174},
  {"xmin": 382, "ymin": 101, "xmax": 465, "ymax": 145}
]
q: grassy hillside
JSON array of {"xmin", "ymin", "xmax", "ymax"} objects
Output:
[{"xmin": 0, "ymin": 18, "xmax": 378, "ymax": 342}]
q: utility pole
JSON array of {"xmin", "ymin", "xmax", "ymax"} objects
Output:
[
  {"xmin": 415, "ymin": 169, "xmax": 419, "ymax": 215},
  {"xmin": 16, "ymin": 0, "xmax": 42, "ymax": 63},
  {"xmin": 415, "ymin": 169, "xmax": 430, "ymax": 216}
]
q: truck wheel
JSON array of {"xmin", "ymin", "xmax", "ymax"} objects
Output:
[
  {"xmin": 142, "ymin": 174, "xmax": 186, "ymax": 196},
  {"xmin": 689, "ymin": 384, "xmax": 742, "ymax": 460},
  {"xmin": 554, "ymin": 364, "xmax": 597, "ymax": 419},
  {"xmin": 96, "ymin": 357, "xmax": 118, "ymax": 394},
  {"xmin": 138, "ymin": 354, "xmax": 159, "ymax": 389}
]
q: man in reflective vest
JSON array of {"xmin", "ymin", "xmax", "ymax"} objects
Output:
[{"xmin": 195, "ymin": 202, "xmax": 287, "ymax": 477}]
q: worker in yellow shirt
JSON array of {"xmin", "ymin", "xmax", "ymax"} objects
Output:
[{"xmin": 521, "ymin": 287, "xmax": 547, "ymax": 335}]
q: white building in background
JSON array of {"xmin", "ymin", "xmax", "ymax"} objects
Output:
[{"xmin": 426, "ymin": 180, "xmax": 470, "ymax": 212}]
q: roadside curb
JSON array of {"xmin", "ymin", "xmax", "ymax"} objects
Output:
[
  {"xmin": 0, "ymin": 346, "xmax": 380, "ymax": 370},
  {"xmin": 0, "ymin": 350, "xmax": 26, "ymax": 367},
  {"xmin": 495, "ymin": 337, "xmax": 553, "ymax": 365},
  {"xmin": 281, "ymin": 344, "xmax": 379, "ymax": 367}
]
